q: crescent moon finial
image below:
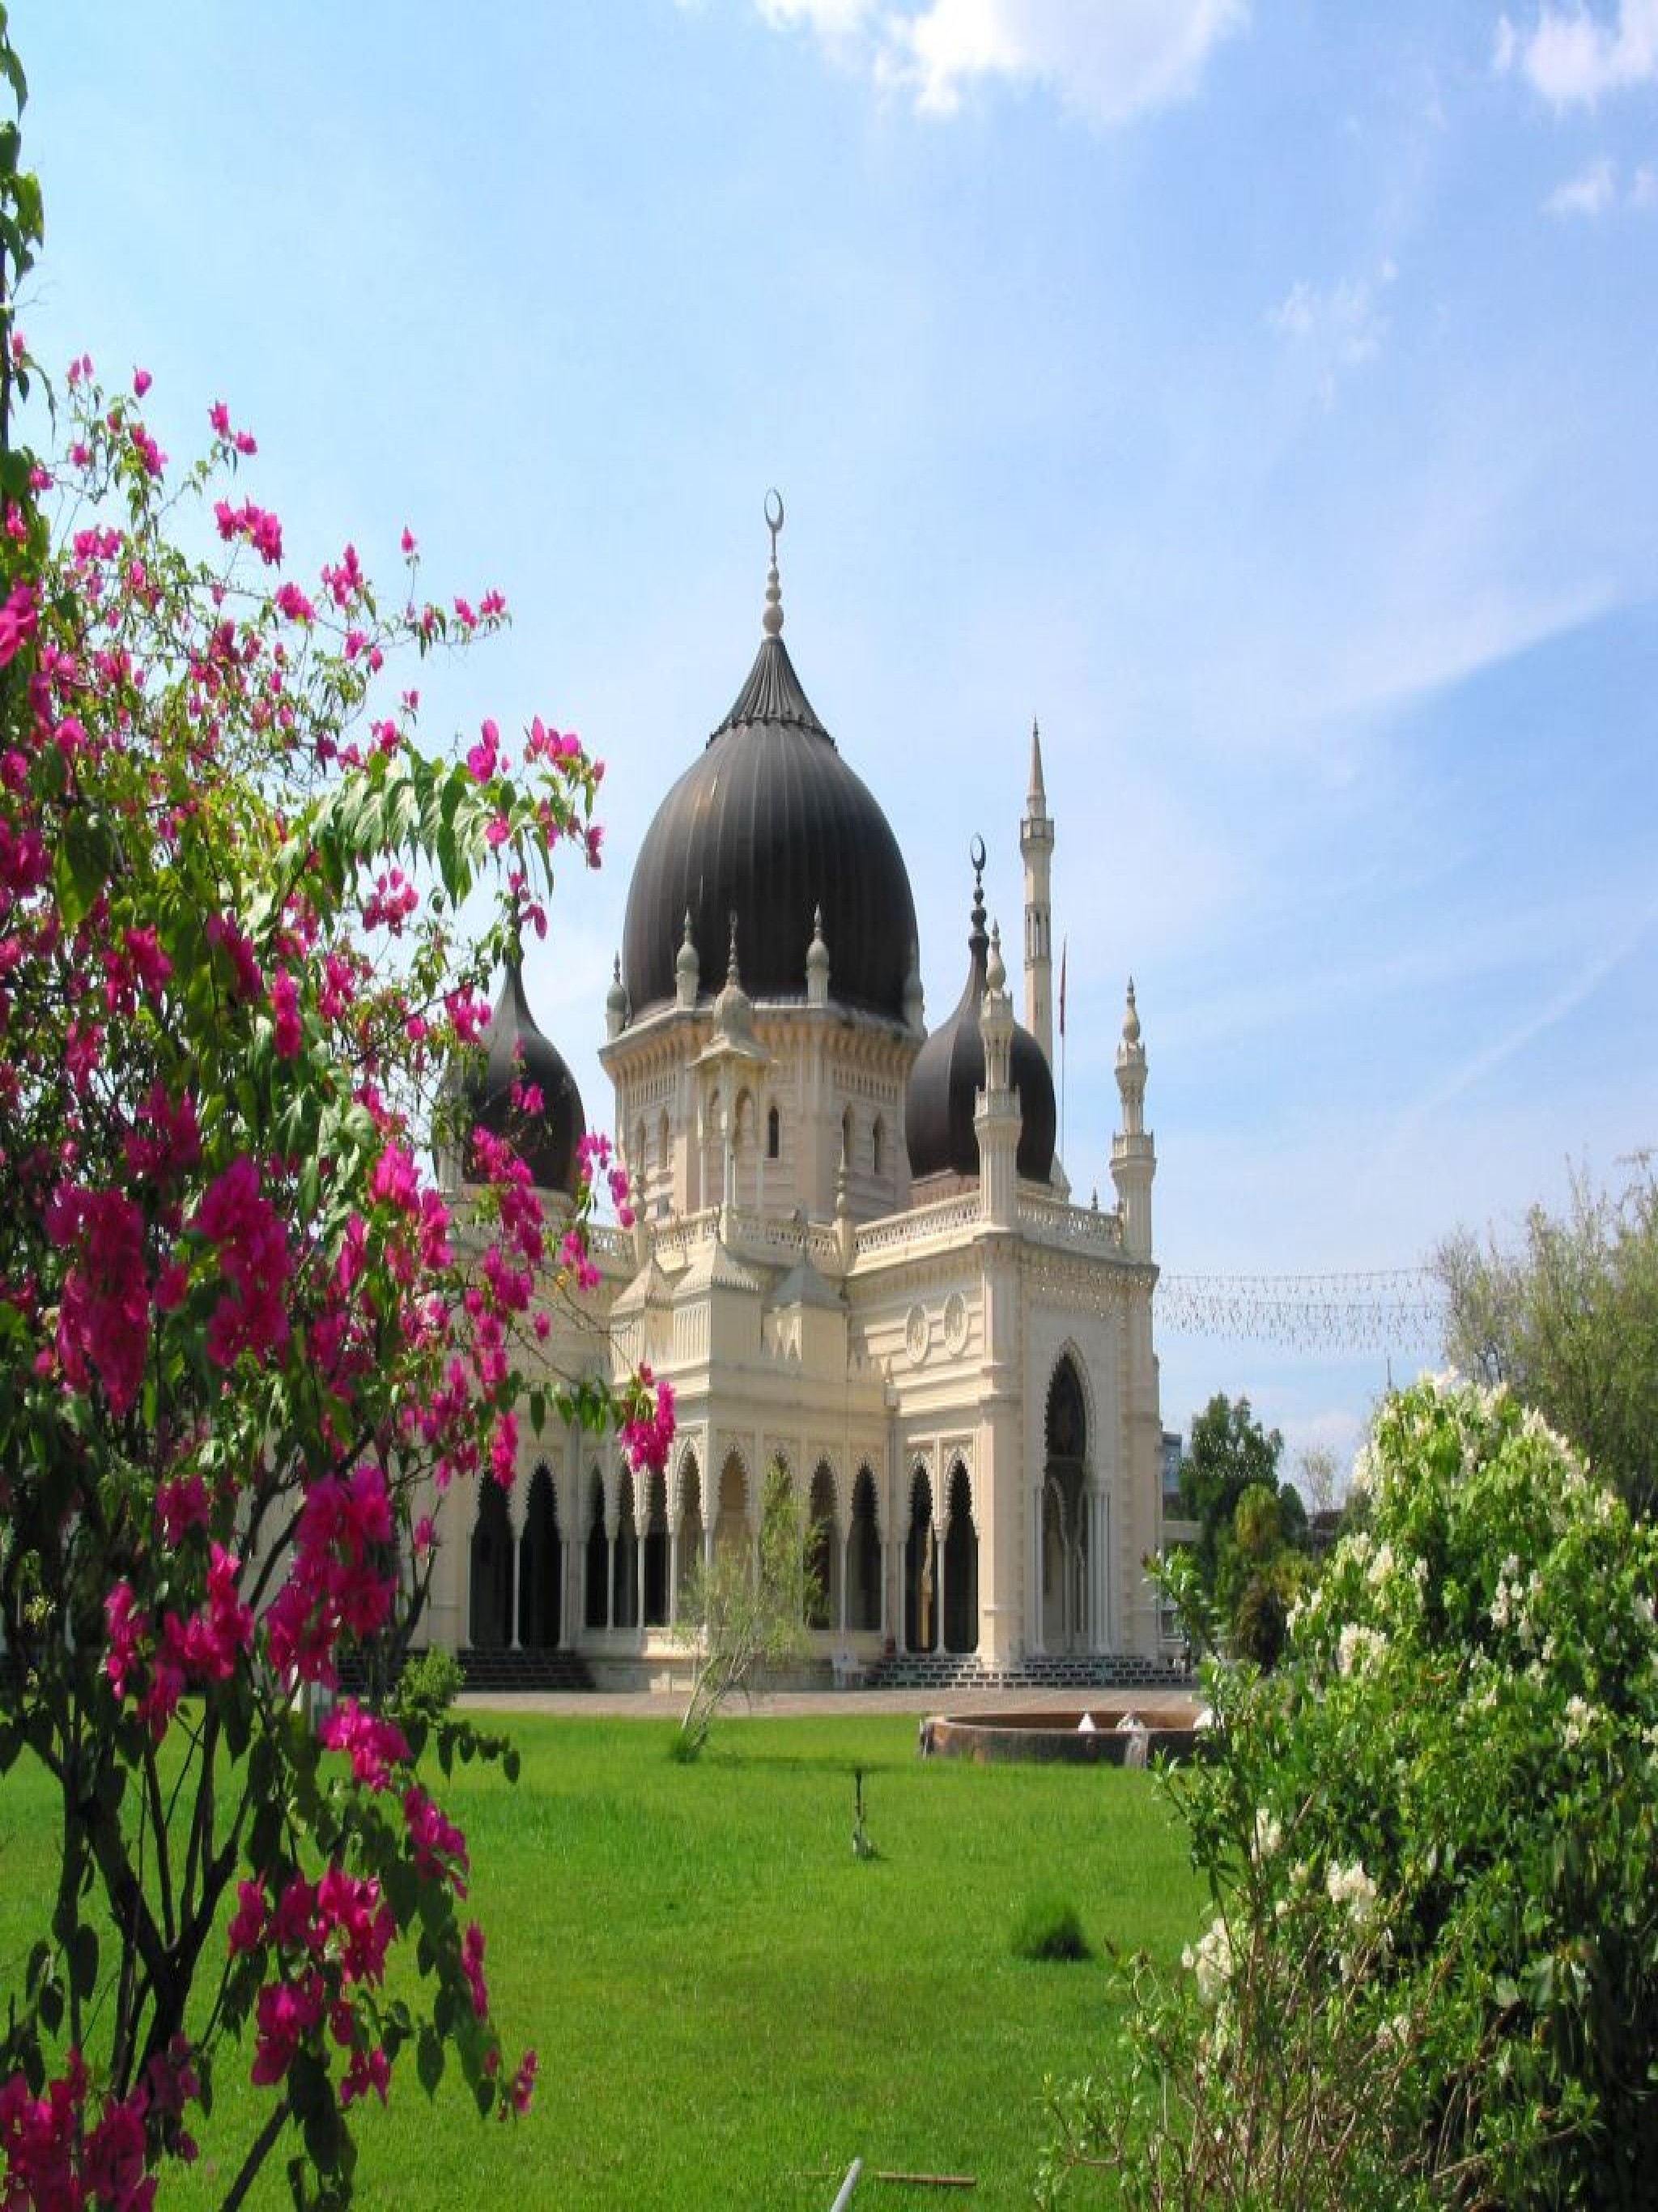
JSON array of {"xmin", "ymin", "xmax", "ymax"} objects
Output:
[
  {"xmin": 969, "ymin": 832, "xmax": 986, "ymax": 876},
  {"xmin": 763, "ymin": 491, "xmax": 786, "ymax": 638}
]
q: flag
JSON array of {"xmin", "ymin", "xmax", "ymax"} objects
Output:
[{"xmin": 1058, "ymin": 937, "xmax": 1067, "ymax": 1041}]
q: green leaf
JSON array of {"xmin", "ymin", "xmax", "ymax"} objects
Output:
[{"xmin": 417, "ymin": 2025, "xmax": 444, "ymax": 2096}]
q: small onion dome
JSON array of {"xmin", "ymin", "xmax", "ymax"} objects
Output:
[
  {"xmin": 620, "ymin": 505, "xmax": 918, "ymax": 1023},
  {"xmin": 903, "ymin": 852, "xmax": 1056, "ymax": 1183},
  {"xmin": 464, "ymin": 965, "xmax": 586, "ymax": 1195}
]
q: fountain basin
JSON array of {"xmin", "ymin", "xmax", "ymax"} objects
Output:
[{"xmin": 918, "ymin": 1702, "xmax": 1208, "ymax": 1767}]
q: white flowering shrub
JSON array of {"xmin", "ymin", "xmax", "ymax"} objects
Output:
[{"xmin": 1040, "ymin": 1376, "xmax": 1658, "ymax": 2210}]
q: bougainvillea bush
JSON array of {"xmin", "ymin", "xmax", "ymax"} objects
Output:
[
  {"xmin": 0, "ymin": 35, "xmax": 665, "ymax": 2209},
  {"xmin": 1041, "ymin": 1376, "xmax": 1658, "ymax": 2211}
]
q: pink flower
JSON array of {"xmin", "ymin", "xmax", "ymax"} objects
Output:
[
  {"xmin": 0, "ymin": 577, "xmax": 37, "ymax": 666},
  {"xmin": 466, "ymin": 719, "xmax": 500, "ymax": 782},
  {"xmin": 270, "ymin": 968, "xmax": 301, "ymax": 1058},
  {"xmin": 191, "ymin": 1156, "xmax": 291, "ymax": 1368},
  {"xmin": 461, "ymin": 1923, "xmax": 489, "ymax": 2018},
  {"xmin": 133, "ymin": 367, "xmax": 152, "ymax": 397},
  {"xmin": 47, "ymin": 1185, "xmax": 151, "ymax": 1416},
  {"xmin": 318, "ymin": 1699, "xmax": 410, "ymax": 1793}
]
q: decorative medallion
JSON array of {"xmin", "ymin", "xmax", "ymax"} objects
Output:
[
  {"xmin": 904, "ymin": 1303, "xmax": 929, "ymax": 1366},
  {"xmin": 942, "ymin": 1291, "xmax": 969, "ymax": 1355}
]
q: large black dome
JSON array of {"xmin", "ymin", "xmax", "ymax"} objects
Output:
[
  {"xmin": 463, "ymin": 967, "xmax": 585, "ymax": 1196},
  {"xmin": 904, "ymin": 870, "xmax": 1056, "ymax": 1185},
  {"xmin": 621, "ymin": 614, "xmax": 918, "ymax": 1024}
]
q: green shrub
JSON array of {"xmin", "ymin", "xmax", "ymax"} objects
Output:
[
  {"xmin": 394, "ymin": 1644, "xmax": 466, "ymax": 1719},
  {"xmin": 1012, "ymin": 1895, "xmax": 1092, "ymax": 1963},
  {"xmin": 1043, "ymin": 1376, "xmax": 1658, "ymax": 2210}
]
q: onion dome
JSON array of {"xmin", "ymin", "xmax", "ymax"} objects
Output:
[
  {"xmin": 620, "ymin": 496, "xmax": 918, "ymax": 1024},
  {"xmin": 464, "ymin": 965, "xmax": 586, "ymax": 1195},
  {"xmin": 903, "ymin": 843, "xmax": 1057, "ymax": 1184}
]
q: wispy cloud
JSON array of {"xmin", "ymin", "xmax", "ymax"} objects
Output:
[
  {"xmin": 1494, "ymin": 0, "xmax": 1658, "ymax": 108},
  {"xmin": 1269, "ymin": 259, "xmax": 1396, "ymax": 409},
  {"xmin": 1544, "ymin": 153, "xmax": 1658, "ymax": 213},
  {"xmin": 1546, "ymin": 154, "xmax": 1619, "ymax": 214},
  {"xmin": 748, "ymin": 0, "xmax": 1248, "ymax": 126}
]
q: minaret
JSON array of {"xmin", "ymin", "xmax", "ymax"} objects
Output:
[
  {"xmin": 1110, "ymin": 979, "xmax": 1155, "ymax": 1260},
  {"xmin": 975, "ymin": 921, "xmax": 1020, "ymax": 1230},
  {"xmin": 1020, "ymin": 719, "xmax": 1055, "ymax": 1070}
]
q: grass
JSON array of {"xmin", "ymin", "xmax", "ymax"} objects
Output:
[{"xmin": 0, "ymin": 1713, "xmax": 1203, "ymax": 2210}]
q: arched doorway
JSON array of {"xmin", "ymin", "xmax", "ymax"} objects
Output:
[
  {"xmin": 642, "ymin": 1468, "xmax": 670, "ymax": 1627},
  {"xmin": 847, "ymin": 1465, "xmax": 882, "ymax": 1632},
  {"xmin": 613, "ymin": 1467, "xmax": 640, "ymax": 1631},
  {"xmin": 584, "ymin": 1468, "xmax": 607, "ymax": 1631},
  {"xmin": 806, "ymin": 1462, "xmax": 839, "ymax": 1631},
  {"xmin": 942, "ymin": 1460, "xmax": 978, "ymax": 1654},
  {"xmin": 1044, "ymin": 1355, "xmax": 1090, "ymax": 1653},
  {"xmin": 676, "ymin": 1453, "xmax": 704, "ymax": 1606},
  {"xmin": 470, "ymin": 1482, "xmax": 512, "ymax": 1650},
  {"xmin": 904, "ymin": 1466, "xmax": 937, "ymax": 1654},
  {"xmin": 518, "ymin": 1464, "xmax": 561, "ymax": 1650},
  {"xmin": 715, "ymin": 1452, "xmax": 748, "ymax": 1563}
]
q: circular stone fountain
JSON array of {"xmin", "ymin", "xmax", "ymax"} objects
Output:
[{"xmin": 918, "ymin": 1699, "xmax": 1208, "ymax": 1767}]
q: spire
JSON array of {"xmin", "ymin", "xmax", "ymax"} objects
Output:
[
  {"xmin": 1020, "ymin": 717, "xmax": 1056, "ymax": 1068},
  {"xmin": 1112, "ymin": 975, "xmax": 1154, "ymax": 1261},
  {"xmin": 763, "ymin": 487, "xmax": 784, "ymax": 638},
  {"xmin": 675, "ymin": 907, "xmax": 700, "ymax": 1010},
  {"xmin": 606, "ymin": 951, "xmax": 629, "ymax": 1040},
  {"xmin": 806, "ymin": 902, "xmax": 831, "ymax": 1006}
]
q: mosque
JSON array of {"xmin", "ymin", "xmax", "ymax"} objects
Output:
[{"xmin": 421, "ymin": 506, "xmax": 1171, "ymax": 1686}]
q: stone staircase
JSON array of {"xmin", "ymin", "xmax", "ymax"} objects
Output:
[
  {"xmin": 457, "ymin": 1647, "xmax": 595, "ymax": 1696},
  {"xmin": 858, "ymin": 1649, "xmax": 1192, "ymax": 1695}
]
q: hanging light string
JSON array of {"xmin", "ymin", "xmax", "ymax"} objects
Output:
[{"xmin": 1154, "ymin": 1268, "xmax": 1446, "ymax": 1351}]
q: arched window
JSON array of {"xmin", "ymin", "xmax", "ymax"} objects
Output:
[
  {"xmin": 872, "ymin": 1114, "xmax": 885, "ymax": 1176},
  {"xmin": 841, "ymin": 1106, "xmax": 855, "ymax": 1171},
  {"xmin": 767, "ymin": 1103, "xmax": 780, "ymax": 1160}
]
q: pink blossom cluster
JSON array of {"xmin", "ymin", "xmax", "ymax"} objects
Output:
[
  {"xmin": 191, "ymin": 1155, "xmax": 291, "ymax": 1368},
  {"xmin": 620, "ymin": 1365, "xmax": 676, "ymax": 1477},
  {"xmin": 317, "ymin": 1698, "xmax": 410, "ymax": 1792},
  {"xmin": 263, "ymin": 1466, "xmax": 395, "ymax": 1688},
  {"xmin": 0, "ymin": 2038, "xmax": 202, "ymax": 2212},
  {"xmin": 230, "ymin": 1866, "xmax": 394, "ymax": 2096},
  {"xmin": 104, "ymin": 1542, "xmax": 253, "ymax": 1737},
  {"xmin": 45, "ymin": 1184, "xmax": 150, "ymax": 1416}
]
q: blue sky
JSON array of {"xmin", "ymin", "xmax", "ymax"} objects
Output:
[{"xmin": 13, "ymin": 2, "xmax": 1657, "ymax": 1481}]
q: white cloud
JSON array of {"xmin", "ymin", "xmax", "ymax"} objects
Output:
[
  {"xmin": 749, "ymin": 0, "xmax": 1248, "ymax": 126},
  {"xmin": 1546, "ymin": 153, "xmax": 1619, "ymax": 212},
  {"xmin": 1269, "ymin": 260, "xmax": 1396, "ymax": 408},
  {"xmin": 1631, "ymin": 161, "xmax": 1658, "ymax": 202},
  {"xmin": 1495, "ymin": 0, "xmax": 1658, "ymax": 108}
]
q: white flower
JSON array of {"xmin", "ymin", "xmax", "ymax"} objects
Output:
[
  {"xmin": 1562, "ymin": 1695, "xmax": 1599, "ymax": 1749},
  {"xmin": 1326, "ymin": 1858, "xmax": 1378, "ymax": 1929},
  {"xmin": 1184, "ymin": 1913, "xmax": 1233, "ymax": 2006},
  {"xmin": 1337, "ymin": 1623, "xmax": 1387, "ymax": 1677},
  {"xmin": 1252, "ymin": 1807, "xmax": 1282, "ymax": 1862}
]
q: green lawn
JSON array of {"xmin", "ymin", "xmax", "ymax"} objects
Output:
[{"xmin": 0, "ymin": 1713, "xmax": 1203, "ymax": 2210}]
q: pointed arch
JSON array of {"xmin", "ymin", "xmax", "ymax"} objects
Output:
[
  {"xmin": 806, "ymin": 1459, "xmax": 839, "ymax": 1631},
  {"xmin": 905, "ymin": 1462, "xmax": 936, "ymax": 1654},
  {"xmin": 612, "ymin": 1465, "xmax": 639, "ymax": 1629},
  {"xmin": 642, "ymin": 1465, "xmax": 670, "ymax": 1627},
  {"xmin": 518, "ymin": 1462, "xmax": 561, "ymax": 1650},
  {"xmin": 942, "ymin": 1458, "xmax": 979, "ymax": 1654},
  {"xmin": 847, "ymin": 1464, "xmax": 882, "ymax": 1632},
  {"xmin": 675, "ymin": 1448, "xmax": 704, "ymax": 1607},
  {"xmin": 469, "ymin": 1482, "xmax": 513, "ymax": 1651},
  {"xmin": 584, "ymin": 1465, "xmax": 607, "ymax": 1631}
]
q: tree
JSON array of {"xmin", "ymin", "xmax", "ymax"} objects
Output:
[
  {"xmin": 673, "ymin": 1462, "xmax": 818, "ymax": 1757},
  {"xmin": 1043, "ymin": 1377, "xmax": 1658, "ymax": 2210},
  {"xmin": 1435, "ymin": 1157, "xmax": 1658, "ymax": 1517},
  {"xmin": 0, "ymin": 33, "xmax": 665, "ymax": 2207}
]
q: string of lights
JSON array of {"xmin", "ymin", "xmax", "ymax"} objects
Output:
[{"xmin": 1154, "ymin": 1269, "xmax": 1447, "ymax": 1352}]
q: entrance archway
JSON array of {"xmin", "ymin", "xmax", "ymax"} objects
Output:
[
  {"xmin": 518, "ymin": 1464, "xmax": 561, "ymax": 1649},
  {"xmin": 470, "ymin": 1482, "xmax": 512, "ymax": 1650},
  {"xmin": 847, "ymin": 1465, "xmax": 882, "ymax": 1632},
  {"xmin": 904, "ymin": 1466, "xmax": 937, "ymax": 1653},
  {"xmin": 942, "ymin": 1460, "xmax": 978, "ymax": 1654},
  {"xmin": 1043, "ymin": 1355, "xmax": 1090, "ymax": 1653}
]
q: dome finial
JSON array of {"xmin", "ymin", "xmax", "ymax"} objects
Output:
[
  {"xmin": 968, "ymin": 832, "xmax": 988, "ymax": 946},
  {"xmin": 763, "ymin": 488, "xmax": 785, "ymax": 639},
  {"xmin": 727, "ymin": 908, "xmax": 742, "ymax": 987}
]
